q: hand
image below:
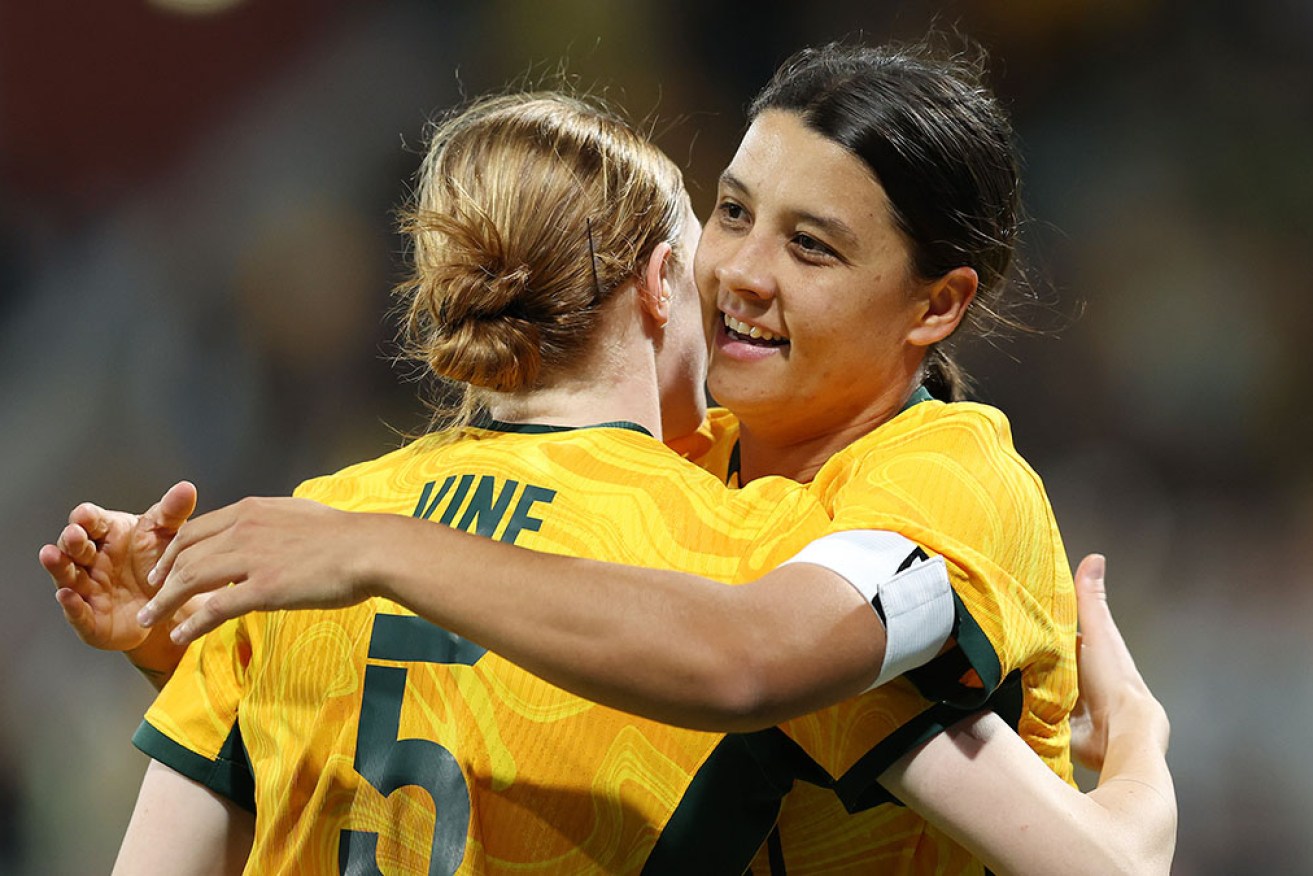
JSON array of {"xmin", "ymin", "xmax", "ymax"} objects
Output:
[
  {"xmin": 39, "ymin": 481, "xmax": 199, "ymax": 688},
  {"xmin": 1068, "ymin": 554, "xmax": 1170, "ymax": 772},
  {"xmin": 40, "ymin": 481, "xmax": 198, "ymax": 652},
  {"xmin": 140, "ymin": 496, "xmax": 378, "ymax": 645}
]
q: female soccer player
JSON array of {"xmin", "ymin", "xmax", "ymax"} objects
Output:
[
  {"xmin": 47, "ymin": 45, "xmax": 1175, "ymax": 876},
  {"xmin": 86, "ymin": 90, "xmax": 860, "ymax": 875}
]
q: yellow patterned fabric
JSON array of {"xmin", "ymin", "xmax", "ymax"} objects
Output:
[
  {"xmin": 136, "ymin": 421, "xmax": 831, "ymax": 875},
  {"xmin": 745, "ymin": 400, "xmax": 1076, "ymax": 875},
  {"xmin": 667, "ymin": 406, "xmax": 741, "ymax": 487}
]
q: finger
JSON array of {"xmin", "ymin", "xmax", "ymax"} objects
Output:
[
  {"xmin": 144, "ymin": 481, "xmax": 198, "ymax": 534},
  {"xmin": 141, "ymin": 547, "xmax": 247, "ymax": 627},
  {"xmin": 1072, "ymin": 553, "xmax": 1111, "ymax": 639},
  {"xmin": 148, "ymin": 504, "xmax": 239, "ymax": 588},
  {"xmin": 57, "ymin": 523, "xmax": 97, "ymax": 567},
  {"xmin": 1073, "ymin": 553, "xmax": 1139, "ymax": 673},
  {"xmin": 68, "ymin": 502, "xmax": 112, "ymax": 542},
  {"xmin": 170, "ymin": 586, "xmax": 254, "ymax": 646},
  {"xmin": 40, "ymin": 544, "xmax": 83, "ymax": 588},
  {"xmin": 54, "ymin": 587, "xmax": 97, "ymax": 638}
]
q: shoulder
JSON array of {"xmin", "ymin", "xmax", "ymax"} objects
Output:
[
  {"xmin": 816, "ymin": 401, "xmax": 1043, "ymax": 503},
  {"xmin": 838, "ymin": 401, "xmax": 1016, "ymax": 462},
  {"xmin": 812, "ymin": 401, "xmax": 1064, "ymax": 566},
  {"xmin": 292, "ymin": 432, "xmax": 461, "ymax": 505}
]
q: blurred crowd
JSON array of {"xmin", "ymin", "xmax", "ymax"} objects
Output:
[{"xmin": 2, "ymin": 1, "xmax": 1310, "ymax": 872}]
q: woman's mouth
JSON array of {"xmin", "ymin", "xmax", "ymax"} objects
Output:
[{"xmin": 722, "ymin": 313, "xmax": 789, "ymax": 347}]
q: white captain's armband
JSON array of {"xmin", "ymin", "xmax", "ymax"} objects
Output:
[{"xmin": 781, "ymin": 530, "xmax": 953, "ymax": 691}]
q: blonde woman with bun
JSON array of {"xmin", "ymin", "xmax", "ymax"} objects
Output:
[{"xmin": 92, "ymin": 91, "xmax": 852, "ymax": 875}]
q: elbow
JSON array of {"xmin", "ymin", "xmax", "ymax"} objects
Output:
[
  {"xmin": 673, "ymin": 640, "xmax": 785, "ymax": 733},
  {"xmin": 1063, "ymin": 821, "xmax": 1177, "ymax": 876},
  {"xmin": 697, "ymin": 667, "xmax": 778, "ymax": 733}
]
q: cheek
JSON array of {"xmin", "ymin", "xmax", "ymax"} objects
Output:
[
  {"xmin": 693, "ymin": 251, "xmax": 719, "ymax": 335},
  {"xmin": 693, "ymin": 241, "xmax": 716, "ymax": 304},
  {"xmin": 796, "ymin": 299, "xmax": 891, "ymax": 375}
]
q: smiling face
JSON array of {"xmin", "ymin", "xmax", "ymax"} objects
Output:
[{"xmin": 696, "ymin": 109, "xmax": 933, "ymax": 448}]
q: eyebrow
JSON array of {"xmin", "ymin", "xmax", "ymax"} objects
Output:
[{"xmin": 719, "ymin": 171, "xmax": 862, "ymax": 251}]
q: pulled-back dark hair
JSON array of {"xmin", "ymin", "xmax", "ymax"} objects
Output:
[{"xmin": 750, "ymin": 41, "xmax": 1022, "ymax": 401}]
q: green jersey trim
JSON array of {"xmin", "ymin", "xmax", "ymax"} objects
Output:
[
  {"xmin": 643, "ymin": 729, "xmax": 827, "ymax": 874},
  {"xmin": 901, "ymin": 590, "xmax": 1004, "ymax": 710},
  {"xmin": 476, "ymin": 418, "xmax": 653, "ymax": 438},
  {"xmin": 831, "ymin": 670, "xmax": 1023, "ymax": 812},
  {"xmin": 132, "ymin": 720, "xmax": 256, "ymax": 813}
]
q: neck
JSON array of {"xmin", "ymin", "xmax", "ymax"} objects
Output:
[
  {"xmin": 735, "ymin": 417, "xmax": 877, "ymax": 484},
  {"xmin": 487, "ymin": 371, "xmax": 662, "ymax": 438},
  {"xmin": 735, "ymin": 380, "xmax": 921, "ymax": 484},
  {"xmin": 486, "ymin": 289, "xmax": 664, "ymax": 439}
]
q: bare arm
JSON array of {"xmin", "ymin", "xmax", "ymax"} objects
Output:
[
  {"xmin": 114, "ymin": 759, "xmax": 254, "ymax": 876},
  {"xmin": 140, "ymin": 497, "xmax": 885, "ymax": 732},
  {"xmin": 881, "ymin": 556, "xmax": 1176, "ymax": 876}
]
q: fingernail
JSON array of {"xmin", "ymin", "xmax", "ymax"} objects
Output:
[
  {"xmin": 147, "ymin": 565, "xmax": 159, "ymax": 586},
  {"xmin": 1089, "ymin": 553, "xmax": 1106, "ymax": 583},
  {"xmin": 138, "ymin": 605, "xmax": 156, "ymax": 627},
  {"xmin": 170, "ymin": 625, "xmax": 188, "ymax": 645}
]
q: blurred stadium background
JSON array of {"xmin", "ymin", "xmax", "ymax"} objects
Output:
[{"xmin": 2, "ymin": 1, "xmax": 1310, "ymax": 872}]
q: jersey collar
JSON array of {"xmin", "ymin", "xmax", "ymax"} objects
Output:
[{"xmin": 475, "ymin": 417, "xmax": 654, "ymax": 438}]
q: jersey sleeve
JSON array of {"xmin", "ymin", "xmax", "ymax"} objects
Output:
[
  {"xmin": 785, "ymin": 406, "xmax": 1073, "ymax": 808},
  {"xmin": 819, "ymin": 409, "xmax": 1070, "ymax": 711},
  {"xmin": 131, "ymin": 475, "xmax": 327, "ymax": 807},
  {"xmin": 132, "ymin": 617, "xmax": 256, "ymax": 811}
]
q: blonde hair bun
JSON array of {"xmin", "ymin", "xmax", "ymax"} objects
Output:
[{"xmin": 395, "ymin": 92, "xmax": 686, "ymax": 424}]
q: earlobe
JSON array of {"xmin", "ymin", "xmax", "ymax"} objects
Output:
[{"xmin": 908, "ymin": 266, "xmax": 978, "ymax": 347}]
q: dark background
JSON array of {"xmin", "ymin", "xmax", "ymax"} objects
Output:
[{"xmin": 3, "ymin": 1, "xmax": 1310, "ymax": 872}]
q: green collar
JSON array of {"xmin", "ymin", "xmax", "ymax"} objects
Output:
[
  {"xmin": 476, "ymin": 417, "xmax": 653, "ymax": 438},
  {"xmin": 902, "ymin": 384, "xmax": 934, "ymax": 411}
]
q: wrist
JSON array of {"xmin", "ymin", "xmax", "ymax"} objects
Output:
[
  {"xmin": 1104, "ymin": 690, "xmax": 1170, "ymax": 752},
  {"xmin": 126, "ymin": 626, "xmax": 186, "ymax": 686},
  {"xmin": 346, "ymin": 513, "xmax": 407, "ymax": 602}
]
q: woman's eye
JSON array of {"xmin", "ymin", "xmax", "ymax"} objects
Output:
[
  {"xmin": 793, "ymin": 233, "xmax": 838, "ymax": 260},
  {"xmin": 716, "ymin": 201, "xmax": 746, "ymax": 223}
]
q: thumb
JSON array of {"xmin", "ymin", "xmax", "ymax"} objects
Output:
[
  {"xmin": 147, "ymin": 481, "xmax": 198, "ymax": 533},
  {"xmin": 1074, "ymin": 553, "xmax": 1107, "ymax": 605},
  {"xmin": 1074, "ymin": 553, "xmax": 1108, "ymax": 646},
  {"xmin": 1074, "ymin": 552, "xmax": 1126, "ymax": 652}
]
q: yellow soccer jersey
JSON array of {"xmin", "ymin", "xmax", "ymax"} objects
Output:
[
  {"xmin": 135, "ymin": 420, "xmax": 833, "ymax": 876},
  {"xmin": 717, "ymin": 399, "xmax": 1076, "ymax": 875},
  {"xmin": 667, "ymin": 406, "xmax": 741, "ymax": 487}
]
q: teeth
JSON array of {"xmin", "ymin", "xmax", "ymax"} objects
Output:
[{"xmin": 723, "ymin": 314, "xmax": 783, "ymax": 343}]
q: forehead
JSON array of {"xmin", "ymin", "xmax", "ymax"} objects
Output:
[
  {"xmin": 724, "ymin": 109, "xmax": 898, "ymax": 248},
  {"xmin": 729, "ymin": 111, "xmax": 888, "ymax": 208}
]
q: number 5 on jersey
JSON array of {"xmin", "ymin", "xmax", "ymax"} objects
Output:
[{"xmin": 339, "ymin": 614, "xmax": 487, "ymax": 876}]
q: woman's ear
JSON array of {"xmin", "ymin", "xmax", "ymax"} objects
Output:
[
  {"xmin": 908, "ymin": 266, "xmax": 978, "ymax": 347},
  {"xmin": 639, "ymin": 241, "xmax": 674, "ymax": 329}
]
